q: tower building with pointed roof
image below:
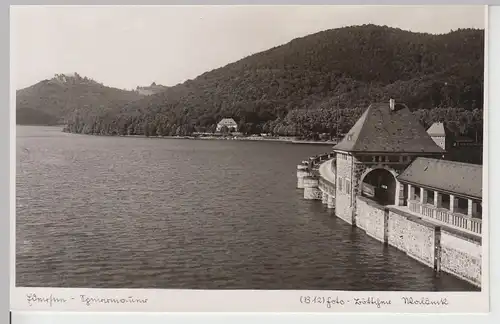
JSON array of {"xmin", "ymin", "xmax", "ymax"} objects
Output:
[
  {"xmin": 304, "ymin": 100, "xmax": 483, "ymax": 286},
  {"xmin": 332, "ymin": 99, "xmax": 445, "ymax": 224}
]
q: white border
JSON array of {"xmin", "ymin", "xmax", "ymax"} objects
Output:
[
  {"xmin": 10, "ymin": 4, "xmax": 491, "ymax": 313},
  {"xmin": 10, "ymin": 2, "xmax": 16, "ymax": 302},
  {"xmin": 482, "ymin": 3, "xmax": 490, "ymax": 310}
]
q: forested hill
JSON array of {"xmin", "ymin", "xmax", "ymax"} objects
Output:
[
  {"xmin": 16, "ymin": 73, "xmax": 144, "ymax": 125},
  {"xmin": 62, "ymin": 25, "xmax": 482, "ymax": 140}
]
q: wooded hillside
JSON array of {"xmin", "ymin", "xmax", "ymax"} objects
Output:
[
  {"xmin": 19, "ymin": 25, "xmax": 484, "ymax": 141},
  {"xmin": 16, "ymin": 73, "xmax": 144, "ymax": 125}
]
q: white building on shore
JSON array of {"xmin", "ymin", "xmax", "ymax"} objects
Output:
[{"xmin": 216, "ymin": 118, "xmax": 238, "ymax": 132}]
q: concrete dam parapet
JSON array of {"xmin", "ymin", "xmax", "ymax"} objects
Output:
[{"xmin": 297, "ymin": 155, "xmax": 482, "ymax": 288}]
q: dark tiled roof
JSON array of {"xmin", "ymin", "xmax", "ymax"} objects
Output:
[
  {"xmin": 397, "ymin": 157, "xmax": 482, "ymax": 199},
  {"xmin": 333, "ymin": 103, "xmax": 445, "ymax": 153}
]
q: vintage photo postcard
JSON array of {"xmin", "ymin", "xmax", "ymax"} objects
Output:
[{"xmin": 10, "ymin": 4, "xmax": 489, "ymax": 313}]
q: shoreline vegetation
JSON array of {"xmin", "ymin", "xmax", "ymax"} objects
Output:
[
  {"xmin": 57, "ymin": 127, "xmax": 339, "ymax": 145},
  {"xmin": 136, "ymin": 135, "xmax": 337, "ymax": 145},
  {"xmin": 18, "ymin": 124, "xmax": 337, "ymax": 145}
]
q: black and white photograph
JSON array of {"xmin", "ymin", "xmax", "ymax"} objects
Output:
[{"xmin": 12, "ymin": 4, "xmax": 487, "ymax": 307}]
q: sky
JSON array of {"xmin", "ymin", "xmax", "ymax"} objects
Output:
[{"xmin": 11, "ymin": 5, "xmax": 485, "ymax": 90}]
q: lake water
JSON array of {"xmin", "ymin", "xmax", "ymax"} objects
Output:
[{"xmin": 16, "ymin": 126, "xmax": 477, "ymax": 290}]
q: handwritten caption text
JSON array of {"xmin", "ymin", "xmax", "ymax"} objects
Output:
[{"xmin": 299, "ymin": 295, "xmax": 449, "ymax": 309}]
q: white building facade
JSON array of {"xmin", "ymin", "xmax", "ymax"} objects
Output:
[{"xmin": 216, "ymin": 118, "xmax": 238, "ymax": 132}]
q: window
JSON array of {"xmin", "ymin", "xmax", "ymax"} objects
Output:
[
  {"xmin": 456, "ymin": 197, "xmax": 469, "ymax": 215},
  {"xmin": 475, "ymin": 202, "xmax": 482, "ymax": 219},
  {"xmin": 413, "ymin": 186, "xmax": 421, "ymax": 201},
  {"xmin": 425, "ymin": 189, "xmax": 434, "ymax": 205},
  {"xmin": 441, "ymin": 194, "xmax": 450, "ymax": 209},
  {"xmin": 338, "ymin": 177, "xmax": 343, "ymax": 192},
  {"xmin": 346, "ymin": 180, "xmax": 351, "ymax": 194}
]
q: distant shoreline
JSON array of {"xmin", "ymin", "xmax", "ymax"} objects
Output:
[
  {"xmin": 17, "ymin": 124, "xmax": 338, "ymax": 145},
  {"xmin": 119, "ymin": 134, "xmax": 338, "ymax": 145}
]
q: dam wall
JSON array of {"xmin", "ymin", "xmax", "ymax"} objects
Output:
[{"xmin": 297, "ymin": 157, "xmax": 482, "ymax": 288}]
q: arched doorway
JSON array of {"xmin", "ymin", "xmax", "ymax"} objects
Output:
[{"xmin": 361, "ymin": 168, "xmax": 397, "ymax": 205}]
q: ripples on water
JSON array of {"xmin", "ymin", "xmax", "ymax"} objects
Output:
[{"xmin": 16, "ymin": 126, "xmax": 477, "ymax": 291}]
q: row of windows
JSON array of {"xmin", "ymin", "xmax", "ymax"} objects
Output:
[
  {"xmin": 357, "ymin": 155, "xmax": 412, "ymax": 163},
  {"xmin": 336, "ymin": 153, "xmax": 412, "ymax": 163},
  {"xmin": 410, "ymin": 185, "xmax": 482, "ymax": 219}
]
